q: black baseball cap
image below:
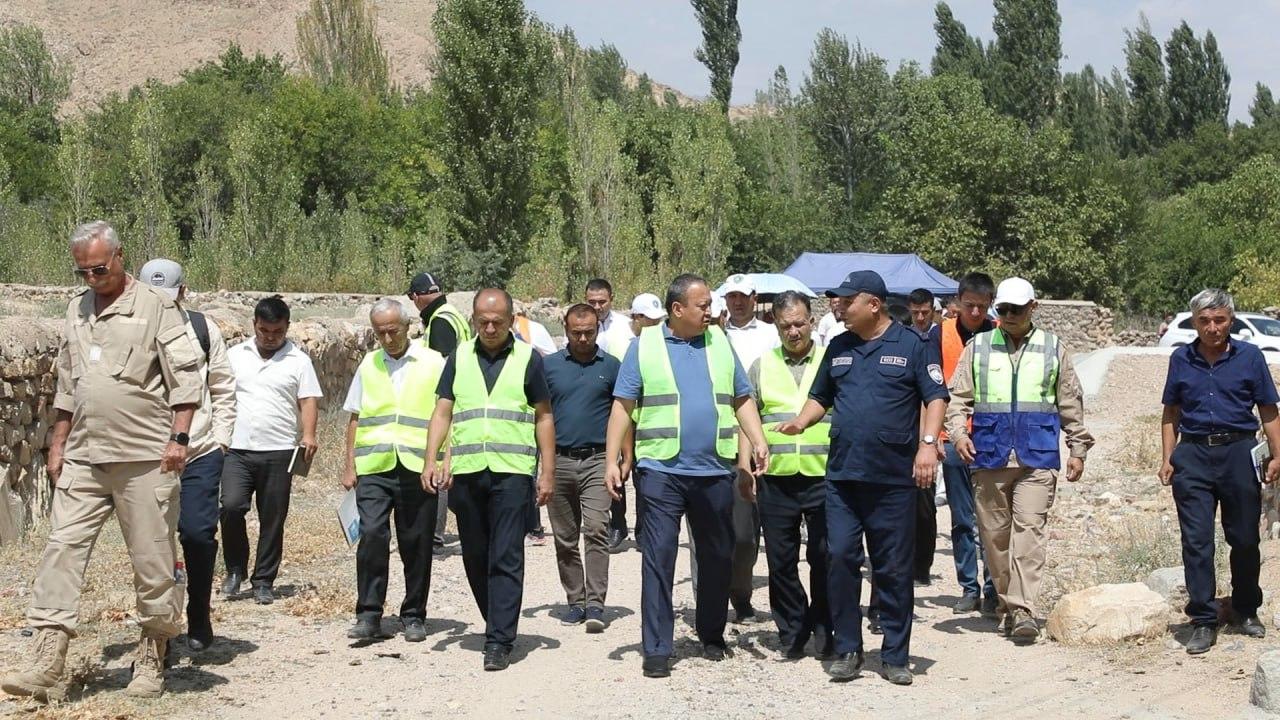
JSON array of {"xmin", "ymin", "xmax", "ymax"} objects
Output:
[
  {"xmin": 825, "ymin": 270, "xmax": 888, "ymax": 299},
  {"xmin": 407, "ymin": 272, "xmax": 441, "ymax": 296}
]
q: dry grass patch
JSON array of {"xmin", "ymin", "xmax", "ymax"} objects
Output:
[
  {"xmin": 1117, "ymin": 414, "xmax": 1163, "ymax": 474},
  {"xmin": 281, "ymin": 573, "xmax": 353, "ymax": 620}
]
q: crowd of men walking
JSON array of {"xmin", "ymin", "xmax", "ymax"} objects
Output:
[{"xmin": 3, "ymin": 220, "xmax": 1276, "ymax": 702}]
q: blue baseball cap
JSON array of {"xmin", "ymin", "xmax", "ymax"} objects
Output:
[{"xmin": 825, "ymin": 270, "xmax": 887, "ymax": 300}]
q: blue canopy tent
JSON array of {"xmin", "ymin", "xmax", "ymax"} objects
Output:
[{"xmin": 781, "ymin": 252, "xmax": 959, "ymax": 296}]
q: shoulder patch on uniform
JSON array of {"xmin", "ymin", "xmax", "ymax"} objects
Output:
[
  {"xmin": 928, "ymin": 363, "xmax": 944, "ymax": 384},
  {"xmin": 831, "ymin": 356, "xmax": 852, "ymax": 367},
  {"xmin": 880, "ymin": 355, "xmax": 908, "ymax": 367}
]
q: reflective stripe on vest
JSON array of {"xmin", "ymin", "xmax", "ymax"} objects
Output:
[
  {"xmin": 427, "ymin": 303, "xmax": 472, "ymax": 346},
  {"xmin": 450, "ymin": 338, "xmax": 538, "ymax": 475},
  {"xmin": 970, "ymin": 327, "xmax": 1062, "ymax": 470},
  {"xmin": 353, "ymin": 348, "xmax": 445, "ymax": 475},
  {"xmin": 634, "ymin": 325, "xmax": 738, "ymax": 460},
  {"xmin": 760, "ymin": 345, "xmax": 830, "ymax": 477}
]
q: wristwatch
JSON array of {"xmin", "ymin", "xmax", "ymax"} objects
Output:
[
  {"xmin": 170, "ymin": 432, "xmax": 190, "ymax": 447},
  {"xmin": 920, "ymin": 434, "xmax": 937, "ymax": 446}
]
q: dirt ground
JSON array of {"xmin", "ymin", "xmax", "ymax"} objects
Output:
[{"xmin": 2, "ymin": 355, "xmax": 1279, "ymax": 719}]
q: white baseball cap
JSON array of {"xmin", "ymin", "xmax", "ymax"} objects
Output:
[
  {"xmin": 993, "ymin": 277, "xmax": 1036, "ymax": 307},
  {"xmin": 710, "ymin": 292, "xmax": 727, "ymax": 317},
  {"xmin": 629, "ymin": 292, "xmax": 667, "ymax": 320},
  {"xmin": 139, "ymin": 258, "xmax": 184, "ymax": 300},
  {"xmin": 720, "ymin": 273, "xmax": 755, "ymax": 296}
]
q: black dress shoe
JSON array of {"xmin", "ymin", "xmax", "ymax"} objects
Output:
[
  {"xmin": 733, "ymin": 603, "xmax": 757, "ymax": 623},
  {"xmin": 254, "ymin": 585, "xmax": 274, "ymax": 605},
  {"xmin": 186, "ymin": 619, "xmax": 214, "ymax": 652},
  {"xmin": 953, "ymin": 594, "xmax": 980, "ymax": 614},
  {"xmin": 1186, "ymin": 625, "xmax": 1217, "ymax": 655},
  {"xmin": 980, "ymin": 594, "xmax": 999, "ymax": 617},
  {"xmin": 483, "ymin": 645, "xmax": 511, "ymax": 671},
  {"xmin": 403, "ymin": 618, "xmax": 427, "ymax": 643},
  {"xmin": 642, "ymin": 655, "xmax": 670, "ymax": 678},
  {"xmin": 219, "ymin": 571, "xmax": 243, "ymax": 597},
  {"xmin": 1240, "ymin": 616, "xmax": 1267, "ymax": 639},
  {"xmin": 783, "ymin": 638, "xmax": 808, "ymax": 660},
  {"xmin": 347, "ymin": 618, "xmax": 386, "ymax": 640},
  {"xmin": 827, "ymin": 651, "xmax": 864, "ymax": 681},
  {"xmin": 882, "ymin": 663, "xmax": 913, "ymax": 685},
  {"xmin": 703, "ymin": 642, "xmax": 728, "ymax": 661},
  {"xmin": 606, "ymin": 528, "xmax": 628, "ymax": 554}
]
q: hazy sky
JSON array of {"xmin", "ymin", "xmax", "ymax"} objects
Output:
[{"xmin": 525, "ymin": 0, "xmax": 1270, "ymax": 123}]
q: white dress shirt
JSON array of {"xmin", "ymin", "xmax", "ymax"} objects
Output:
[
  {"xmin": 228, "ymin": 339, "xmax": 324, "ymax": 451},
  {"xmin": 598, "ymin": 310, "xmax": 636, "ymax": 358},
  {"xmin": 724, "ymin": 316, "xmax": 780, "ymax": 372},
  {"xmin": 817, "ymin": 312, "xmax": 847, "ymax": 345},
  {"xmin": 343, "ymin": 343, "xmax": 434, "ymax": 414}
]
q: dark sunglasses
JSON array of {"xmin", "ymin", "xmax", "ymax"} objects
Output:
[
  {"xmin": 995, "ymin": 304, "xmax": 1030, "ymax": 317},
  {"xmin": 71, "ymin": 264, "xmax": 111, "ymax": 278}
]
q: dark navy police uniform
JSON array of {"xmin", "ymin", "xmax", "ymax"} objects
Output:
[
  {"xmin": 1162, "ymin": 339, "xmax": 1278, "ymax": 627},
  {"xmin": 808, "ymin": 320, "xmax": 948, "ymax": 667}
]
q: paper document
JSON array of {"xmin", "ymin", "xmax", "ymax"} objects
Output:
[
  {"xmin": 337, "ymin": 489, "xmax": 360, "ymax": 546},
  {"xmin": 1253, "ymin": 440, "xmax": 1272, "ymax": 483}
]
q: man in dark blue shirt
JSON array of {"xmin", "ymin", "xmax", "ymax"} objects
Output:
[
  {"xmin": 1160, "ymin": 288, "xmax": 1280, "ymax": 655},
  {"xmin": 778, "ymin": 271, "xmax": 948, "ymax": 686},
  {"xmin": 544, "ymin": 304, "xmax": 625, "ymax": 633}
]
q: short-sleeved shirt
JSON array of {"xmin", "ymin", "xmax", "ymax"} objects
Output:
[
  {"xmin": 809, "ymin": 321, "xmax": 949, "ymax": 484},
  {"xmin": 614, "ymin": 324, "xmax": 752, "ymax": 476},
  {"xmin": 435, "ymin": 333, "xmax": 551, "ymax": 405},
  {"xmin": 343, "ymin": 343, "xmax": 442, "ymax": 415},
  {"xmin": 1161, "ymin": 339, "xmax": 1279, "ymax": 435},
  {"xmin": 55, "ymin": 279, "xmax": 205, "ymax": 463},
  {"xmin": 725, "ymin": 317, "xmax": 780, "ymax": 372},
  {"xmin": 228, "ymin": 339, "xmax": 324, "ymax": 451},
  {"xmin": 544, "ymin": 346, "xmax": 620, "ymax": 448},
  {"xmin": 598, "ymin": 310, "xmax": 636, "ymax": 358}
]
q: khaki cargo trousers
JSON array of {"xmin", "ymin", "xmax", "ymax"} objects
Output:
[
  {"xmin": 28, "ymin": 460, "xmax": 182, "ymax": 638},
  {"xmin": 971, "ymin": 466, "xmax": 1058, "ymax": 619}
]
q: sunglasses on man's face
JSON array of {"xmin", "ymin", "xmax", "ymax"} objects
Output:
[
  {"xmin": 71, "ymin": 264, "xmax": 111, "ymax": 278},
  {"xmin": 995, "ymin": 304, "xmax": 1030, "ymax": 317}
]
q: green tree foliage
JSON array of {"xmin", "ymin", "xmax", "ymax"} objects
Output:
[
  {"xmin": 432, "ymin": 0, "xmax": 550, "ymax": 287},
  {"xmin": 1125, "ymin": 17, "xmax": 1168, "ymax": 155},
  {"xmin": 585, "ymin": 44, "xmax": 629, "ymax": 105},
  {"xmin": 1060, "ymin": 66, "xmax": 1115, "ymax": 156},
  {"xmin": 800, "ymin": 31, "xmax": 894, "ymax": 220},
  {"xmin": 296, "ymin": 0, "xmax": 392, "ymax": 96},
  {"xmin": 0, "ymin": 24, "xmax": 70, "ymax": 112},
  {"xmin": 1251, "ymin": 83, "xmax": 1277, "ymax": 127},
  {"xmin": 1202, "ymin": 31, "xmax": 1231, "ymax": 127},
  {"xmin": 1164, "ymin": 23, "xmax": 1229, "ymax": 139},
  {"xmin": 931, "ymin": 3, "xmax": 987, "ymax": 86},
  {"xmin": 989, "ymin": 0, "xmax": 1060, "ymax": 128},
  {"xmin": 875, "ymin": 75, "xmax": 1127, "ymax": 303},
  {"xmin": 690, "ymin": 0, "xmax": 741, "ymax": 111}
]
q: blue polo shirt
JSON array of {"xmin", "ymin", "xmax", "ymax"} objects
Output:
[
  {"xmin": 544, "ymin": 346, "xmax": 620, "ymax": 448},
  {"xmin": 614, "ymin": 325, "xmax": 753, "ymax": 476},
  {"xmin": 1161, "ymin": 339, "xmax": 1279, "ymax": 435},
  {"xmin": 809, "ymin": 321, "xmax": 949, "ymax": 485}
]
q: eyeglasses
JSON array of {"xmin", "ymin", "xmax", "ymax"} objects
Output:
[
  {"xmin": 71, "ymin": 264, "xmax": 111, "ymax": 278},
  {"xmin": 995, "ymin": 304, "xmax": 1031, "ymax": 317}
]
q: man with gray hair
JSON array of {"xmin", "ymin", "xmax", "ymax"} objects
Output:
[
  {"xmin": 2, "ymin": 222, "xmax": 204, "ymax": 701},
  {"xmin": 138, "ymin": 258, "xmax": 236, "ymax": 652},
  {"xmin": 341, "ymin": 299, "xmax": 447, "ymax": 642},
  {"xmin": 1159, "ymin": 288, "xmax": 1280, "ymax": 654}
]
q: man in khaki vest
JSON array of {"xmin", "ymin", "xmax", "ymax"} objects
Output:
[{"xmin": 2, "ymin": 221, "xmax": 203, "ymax": 702}]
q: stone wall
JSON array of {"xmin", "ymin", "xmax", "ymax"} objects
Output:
[{"xmin": 1031, "ymin": 300, "xmax": 1113, "ymax": 352}]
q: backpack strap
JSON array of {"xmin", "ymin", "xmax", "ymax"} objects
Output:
[{"xmin": 188, "ymin": 310, "xmax": 211, "ymax": 359}]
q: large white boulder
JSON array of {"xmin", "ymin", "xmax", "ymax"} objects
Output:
[
  {"xmin": 1252, "ymin": 650, "xmax": 1280, "ymax": 714},
  {"xmin": 1046, "ymin": 583, "xmax": 1169, "ymax": 645}
]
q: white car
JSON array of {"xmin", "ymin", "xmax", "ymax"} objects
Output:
[{"xmin": 1158, "ymin": 311, "xmax": 1280, "ymax": 353}]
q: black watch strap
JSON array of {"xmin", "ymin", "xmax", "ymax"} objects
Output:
[{"xmin": 170, "ymin": 432, "xmax": 190, "ymax": 446}]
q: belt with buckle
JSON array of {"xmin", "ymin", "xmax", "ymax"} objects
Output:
[
  {"xmin": 1181, "ymin": 431, "xmax": 1255, "ymax": 447},
  {"xmin": 556, "ymin": 445, "xmax": 606, "ymax": 460}
]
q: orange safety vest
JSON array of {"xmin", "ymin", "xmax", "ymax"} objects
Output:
[
  {"xmin": 515, "ymin": 315, "xmax": 531, "ymax": 345},
  {"xmin": 940, "ymin": 318, "xmax": 967, "ymax": 441}
]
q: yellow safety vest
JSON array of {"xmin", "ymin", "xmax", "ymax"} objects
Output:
[
  {"xmin": 353, "ymin": 347, "xmax": 445, "ymax": 474},
  {"xmin": 425, "ymin": 302, "xmax": 472, "ymax": 347},
  {"xmin": 450, "ymin": 338, "xmax": 538, "ymax": 475},
  {"xmin": 634, "ymin": 324, "xmax": 738, "ymax": 460},
  {"xmin": 759, "ymin": 345, "xmax": 830, "ymax": 477}
]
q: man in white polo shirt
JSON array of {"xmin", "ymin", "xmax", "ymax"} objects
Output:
[
  {"xmin": 722, "ymin": 275, "xmax": 779, "ymax": 371},
  {"xmin": 220, "ymin": 296, "xmax": 323, "ymax": 605},
  {"xmin": 586, "ymin": 278, "xmax": 635, "ymax": 360}
]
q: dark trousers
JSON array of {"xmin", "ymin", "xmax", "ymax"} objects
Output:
[
  {"xmin": 1171, "ymin": 438, "xmax": 1263, "ymax": 626},
  {"xmin": 827, "ymin": 480, "xmax": 916, "ymax": 667},
  {"xmin": 219, "ymin": 449, "xmax": 293, "ymax": 588},
  {"xmin": 450, "ymin": 470, "xmax": 530, "ymax": 650},
  {"xmin": 758, "ymin": 474, "xmax": 831, "ymax": 649},
  {"xmin": 914, "ymin": 485, "xmax": 937, "ymax": 582},
  {"xmin": 637, "ymin": 468, "xmax": 733, "ymax": 658},
  {"xmin": 179, "ymin": 449, "xmax": 224, "ymax": 629},
  {"xmin": 941, "ymin": 442, "xmax": 995, "ymax": 597},
  {"xmin": 356, "ymin": 463, "xmax": 438, "ymax": 622}
]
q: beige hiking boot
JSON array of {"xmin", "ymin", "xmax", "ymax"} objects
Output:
[
  {"xmin": 125, "ymin": 633, "xmax": 167, "ymax": 698},
  {"xmin": 1, "ymin": 627, "xmax": 70, "ymax": 702}
]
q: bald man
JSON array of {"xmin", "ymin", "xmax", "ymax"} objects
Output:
[{"xmin": 424, "ymin": 289, "xmax": 555, "ymax": 671}]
